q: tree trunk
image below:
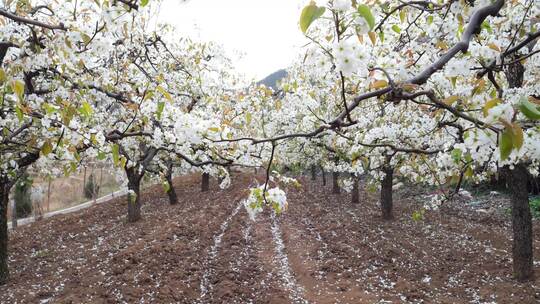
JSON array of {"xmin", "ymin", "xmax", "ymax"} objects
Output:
[
  {"xmin": 351, "ymin": 176, "xmax": 359, "ymax": 204},
  {"xmin": 529, "ymin": 174, "xmax": 540, "ymax": 195},
  {"xmin": 166, "ymin": 180, "xmax": 178, "ymax": 205},
  {"xmin": 310, "ymin": 165, "xmax": 317, "ymax": 181},
  {"xmin": 332, "ymin": 172, "xmax": 340, "ymax": 194},
  {"xmin": 165, "ymin": 166, "xmax": 178, "ymax": 205},
  {"xmin": 126, "ymin": 168, "xmax": 142, "ymax": 223},
  {"xmin": 380, "ymin": 166, "xmax": 394, "ymax": 220},
  {"xmin": 503, "ymin": 55, "xmax": 533, "ymax": 281},
  {"xmin": 489, "ymin": 169, "xmax": 507, "ymax": 191},
  {"xmin": 201, "ymin": 172, "xmax": 210, "ymax": 192},
  {"xmin": 0, "ymin": 178, "xmax": 10, "ymax": 285},
  {"xmin": 504, "ymin": 164, "xmax": 533, "ymax": 282},
  {"xmin": 0, "ymin": 154, "xmax": 39, "ymax": 285},
  {"xmin": 322, "ymin": 169, "xmax": 326, "ymax": 186}
]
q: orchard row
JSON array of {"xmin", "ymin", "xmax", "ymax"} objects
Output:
[{"xmin": 0, "ymin": 0, "xmax": 539, "ymax": 285}]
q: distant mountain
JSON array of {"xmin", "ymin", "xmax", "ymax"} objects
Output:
[{"xmin": 258, "ymin": 69, "xmax": 288, "ymax": 90}]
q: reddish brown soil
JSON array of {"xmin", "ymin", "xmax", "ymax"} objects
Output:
[{"xmin": 1, "ymin": 174, "xmax": 539, "ymax": 303}]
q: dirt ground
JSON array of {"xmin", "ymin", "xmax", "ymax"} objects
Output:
[{"xmin": 1, "ymin": 173, "xmax": 540, "ymax": 303}]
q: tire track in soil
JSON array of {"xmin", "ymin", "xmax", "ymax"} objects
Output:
[
  {"xmin": 278, "ymin": 186, "xmax": 378, "ymax": 304},
  {"xmin": 67, "ymin": 177, "xmax": 242, "ymax": 304},
  {"xmin": 269, "ymin": 212, "xmax": 310, "ymax": 304},
  {"xmin": 12, "ymin": 174, "xmax": 252, "ymax": 304},
  {"xmin": 102, "ymin": 183, "xmax": 244, "ymax": 304},
  {"xmin": 200, "ymin": 202, "xmax": 296, "ymax": 304},
  {"xmin": 295, "ymin": 182, "xmax": 436, "ymax": 303},
  {"xmin": 199, "ymin": 200, "xmax": 243, "ymax": 303},
  {"xmin": 239, "ymin": 210, "xmax": 299, "ymax": 304},
  {"xmin": 309, "ymin": 181, "xmax": 435, "ymax": 303}
]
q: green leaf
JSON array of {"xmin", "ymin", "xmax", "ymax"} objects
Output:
[
  {"xmin": 0, "ymin": 69, "xmax": 6, "ymax": 84},
  {"xmin": 412, "ymin": 209, "xmax": 425, "ymax": 222},
  {"xmin": 140, "ymin": 0, "xmax": 149, "ymax": 7},
  {"xmin": 451, "ymin": 148, "xmax": 462, "ymax": 163},
  {"xmin": 357, "ymin": 4, "xmax": 375, "ymax": 30},
  {"xmin": 15, "ymin": 106, "xmax": 23, "ymax": 121},
  {"xmin": 79, "ymin": 101, "xmax": 93, "ymax": 118},
  {"xmin": 399, "ymin": 10, "xmax": 406, "ymax": 23},
  {"xmin": 482, "ymin": 98, "xmax": 500, "ymax": 117},
  {"xmin": 300, "ymin": 1, "xmax": 326, "ymax": 34},
  {"xmin": 144, "ymin": 90, "xmax": 155, "ymax": 101},
  {"xmin": 41, "ymin": 140, "xmax": 53, "ymax": 156},
  {"xmin": 378, "ymin": 30, "xmax": 385, "ymax": 43},
  {"xmin": 70, "ymin": 162, "xmax": 77, "ymax": 173},
  {"xmin": 11, "ymin": 80, "xmax": 25, "ymax": 101},
  {"xmin": 391, "ymin": 24, "xmax": 401, "ymax": 34},
  {"xmin": 43, "ymin": 103, "xmax": 57, "ymax": 114},
  {"xmin": 443, "ymin": 95, "xmax": 460, "ymax": 105},
  {"xmin": 500, "ymin": 128, "xmax": 513, "ymax": 160},
  {"xmin": 156, "ymin": 86, "xmax": 173, "ymax": 102},
  {"xmin": 162, "ymin": 180, "xmax": 170, "ymax": 192},
  {"xmin": 481, "ymin": 20, "xmax": 492, "ymax": 34},
  {"xmin": 156, "ymin": 101, "xmax": 165, "ymax": 120},
  {"xmin": 451, "ymin": 77, "xmax": 457, "ymax": 88},
  {"xmin": 112, "ymin": 144, "xmax": 120, "ymax": 166},
  {"xmin": 464, "ymin": 152, "xmax": 473, "ymax": 163},
  {"xmin": 511, "ymin": 123, "xmax": 524, "ymax": 150},
  {"xmin": 272, "ymin": 202, "xmax": 282, "ymax": 214},
  {"xmin": 120, "ymin": 156, "xmax": 127, "ymax": 169},
  {"xmin": 97, "ymin": 151, "xmax": 106, "ymax": 160},
  {"xmin": 81, "ymin": 33, "xmax": 92, "ymax": 44},
  {"xmin": 518, "ymin": 98, "xmax": 540, "ymax": 120},
  {"xmin": 465, "ymin": 166, "xmax": 474, "ymax": 178}
]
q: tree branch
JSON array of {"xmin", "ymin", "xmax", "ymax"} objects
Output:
[{"xmin": 0, "ymin": 8, "xmax": 66, "ymax": 30}]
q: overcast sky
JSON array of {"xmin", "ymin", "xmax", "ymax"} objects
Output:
[{"xmin": 158, "ymin": 0, "xmax": 307, "ymax": 81}]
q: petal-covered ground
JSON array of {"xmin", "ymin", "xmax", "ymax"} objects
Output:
[{"xmin": 1, "ymin": 173, "xmax": 539, "ymax": 303}]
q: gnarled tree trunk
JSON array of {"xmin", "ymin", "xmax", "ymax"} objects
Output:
[
  {"xmin": 489, "ymin": 170, "xmax": 507, "ymax": 191},
  {"xmin": 503, "ymin": 56, "xmax": 533, "ymax": 281},
  {"xmin": 380, "ymin": 166, "xmax": 394, "ymax": 220},
  {"xmin": 504, "ymin": 164, "xmax": 533, "ymax": 281},
  {"xmin": 165, "ymin": 165, "xmax": 178, "ymax": 205},
  {"xmin": 126, "ymin": 168, "xmax": 142, "ymax": 223},
  {"xmin": 0, "ymin": 177, "xmax": 10, "ymax": 285},
  {"xmin": 332, "ymin": 172, "xmax": 340, "ymax": 194},
  {"xmin": 201, "ymin": 172, "xmax": 210, "ymax": 192},
  {"xmin": 0, "ymin": 153, "xmax": 39, "ymax": 285},
  {"xmin": 529, "ymin": 173, "xmax": 540, "ymax": 195},
  {"xmin": 322, "ymin": 169, "xmax": 326, "ymax": 186},
  {"xmin": 310, "ymin": 165, "xmax": 317, "ymax": 180}
]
